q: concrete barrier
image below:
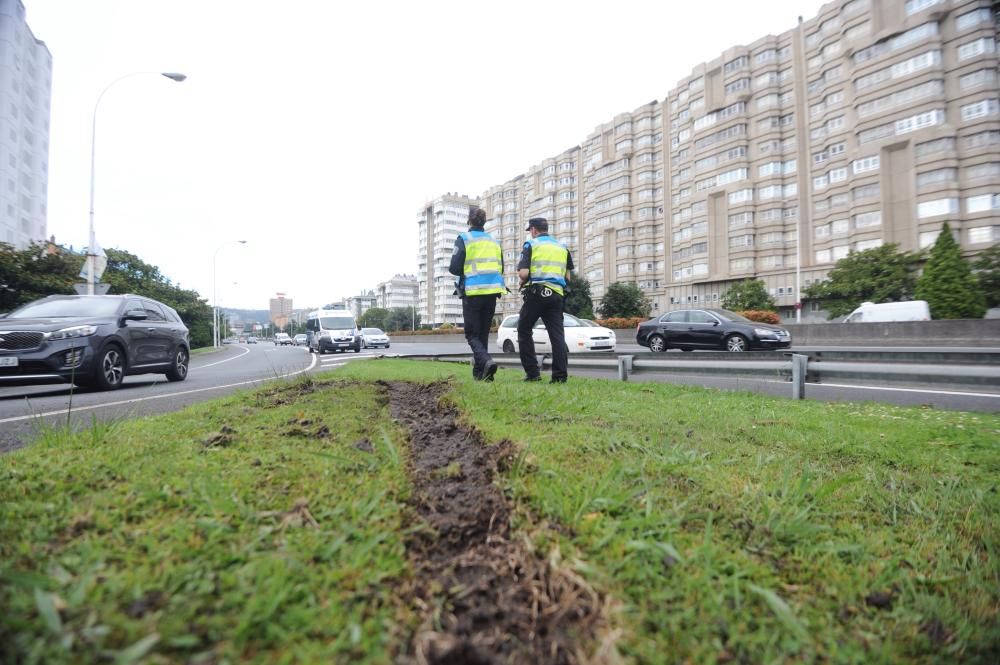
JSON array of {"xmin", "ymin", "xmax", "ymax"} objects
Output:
[{"xmin": 386, "ymin": 319, "xmax": 1000, "ymax": 347}]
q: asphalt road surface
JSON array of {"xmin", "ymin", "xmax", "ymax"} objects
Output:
[{"xmin": 1, "ymin": 341, "xmax": 997, "ymax": 453}]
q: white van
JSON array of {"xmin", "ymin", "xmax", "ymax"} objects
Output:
[
  {"xmin": 844, "ymin": 300, "xmax": 931, "ymax": 323},
  {"xmin": 305, "ymin": 308, "xmax": 361, "ymax": 353}
]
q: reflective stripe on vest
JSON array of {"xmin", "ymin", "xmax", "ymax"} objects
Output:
[
  {"xmin": 528, "ymin": 236, "xmax": 568, "ymax": 295},
  {"xmin": 460, "ymin": 230, "xmax": 504, "ymax": 296}
]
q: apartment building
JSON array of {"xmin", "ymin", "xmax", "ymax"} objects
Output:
[
  {"xmin": 0, "ymin": 0, "xmax": 51, "ymax": 249},
  {"xmin": 344, "ymin": 292, "xmax": 378, "ymax": 319},
  {"xmin": 269, "ymin": 293, "xmax": 293, "ymax": 329},
  {"xmin": 482, "ymin": 176, "xmax": 523, "ymax": 318},
  {"xmin": 665, "ymin": 0, "xmax": 1000, "ymax": 319},
  {"xmin": 375, "ymin": 274, "xmax": 418, "ymax": 310},
  {"xmin": 416, "ymin": 193, "xmax": 476, "ymax": 326}
]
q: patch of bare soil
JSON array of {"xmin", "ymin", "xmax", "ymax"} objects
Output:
[{"xmin": 384, "ymin": 380, "xmax": 608, "ymax": 665}]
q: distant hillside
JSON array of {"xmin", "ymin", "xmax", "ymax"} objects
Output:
[{"xmin": 220, "ymin": 308, "xmax": 270, "ymax": 324}]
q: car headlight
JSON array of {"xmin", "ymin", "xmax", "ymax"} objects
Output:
[
  {"xmin": 609, "ymin": 330, "xmax": 616, "ymax": 337},
  {"xmin": 753, "ymin": 328, "xmax": 776, "ymax": 337},
  {"xmin": 47, "ymin": 325, "xmax": 98, "ymax": 340},
  {"xmin": 320, "ymin": 332, "xmax": 332, "ymax": 339}
]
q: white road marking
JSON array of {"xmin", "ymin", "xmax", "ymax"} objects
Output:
[
  {"xmin": 816, "ymin": 383, "xmax": 1000, "ymax": 399},
  {"xmin": 191, "ymin": 346, "xmax": 251, "ymax": 369},
  {"xmin": 0, "ymin": 353, "xmax": 319, "ymax": 425}
]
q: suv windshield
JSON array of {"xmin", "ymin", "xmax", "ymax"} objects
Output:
[
  {"xmin": 320, "ymin": 317, "xmax": 355, "ymax": 330},
  {"xmin": 8, "ymin": 297, "xmax": 122, "ymax": 319},
  {"xmin": 362, "ymin": 328, "xmax": 384, "ymax": 335}
]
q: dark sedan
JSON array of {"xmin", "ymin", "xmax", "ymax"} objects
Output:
[
  {"xmin": 0, "ymin": 294, "xmax": 190, "ymax": 390},
  {"xmin": 636, "ymin": 308, "xmax": 791, "ymax": 352}
]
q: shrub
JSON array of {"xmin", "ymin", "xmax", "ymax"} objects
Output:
[
  {"xmin": 595, "ymin": 316, "xmax": 647, "ymax": 329},
  {"xmin": 739, "ymin": 310, "xmax": 781, "ymax": 324}
]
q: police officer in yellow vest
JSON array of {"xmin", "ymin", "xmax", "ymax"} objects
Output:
[
  {"xmin": 517, "ymin": 217, "xmax": 574, "ymax": 383},
  {"xmin": 449, "ymin": 207, "xmax": 504, "ymax": 381}
]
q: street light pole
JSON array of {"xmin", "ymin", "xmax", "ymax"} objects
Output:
[
  {"xmin": 87, "ymin": 72, "xmax": 187, "ymax": 295},
  {"xmin": 213, "ymin": 240, "xmax": 246, "ymax": 348}
]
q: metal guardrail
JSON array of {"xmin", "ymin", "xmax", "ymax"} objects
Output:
[{"xmin": 396, "ymin": 351, "xmax": 1000, "ymax": 399}]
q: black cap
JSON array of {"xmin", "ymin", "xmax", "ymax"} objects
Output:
[{"xmin": 525, "ymin": 217, "xmax": 548, "ymax": 232}]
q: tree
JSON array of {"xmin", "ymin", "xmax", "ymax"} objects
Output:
[
  {"xmin": 385, "ymin": 306, "xmax": 420, "ymax": 332},
  {"xmin": 721, "ymin": 279, "xmax": 776, "ymax": 312},
  {"xmin": 564, "ymin": 273, "xmax": 594, "ymax": 319},
  {"xmin": 597, "ymin": 282, "xmax": 651, "ymax": 319},
  {"xmin": 103, "ymin": 248, "xmax": 214, "ymax": 347},
  {"xmin": 915, "ymin": 223, "xmax": 986, "ymax": 319},
  {"xmin": 0, "ymin": 242, "xmax": 82, "ymax": 312},
  {"xmin": 359, "ymin": 307, "xmax": 389, "ymax": 329},
  {"xmin": 803, "ymin": 244, "xmax": 922, "ymax": 319},
  {"xmin": 972, "ymin": 244, "xmax": 1000, "ymax": 309}
]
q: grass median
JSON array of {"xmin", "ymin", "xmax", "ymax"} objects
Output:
[{"xmin": 1, "ymin": 359, "xmax": 998, "ymax": 663}]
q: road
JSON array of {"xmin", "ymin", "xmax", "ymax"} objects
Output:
[{"xmin": 1, "ymin": 341, "xmax": 997, "ymax": 453}]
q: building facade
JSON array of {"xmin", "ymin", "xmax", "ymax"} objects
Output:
[
  {"xmin": 664, "ymin": 0, "xmax": 1000, "ymax": 320},
  {"xmin": 416, "ymin": 193, "xmax": 476, "ymax": 326},
  {"xmin": 441, "ymin": 0, "xmax": 998, "ymax": 324},
  {"xmin": 269, "ymin": 293, "xmax": 293, "ymax": 329},
  {"xmin": 375, "ymin": 273, "xmax": 418, "ymax": 310},
  {"xmin": 0, "ymin": 0, "xmax": 51, "ymax": 249},
  {"xmin": 345, "ymin": 292, "xmax": 378, "ymax": 319}
]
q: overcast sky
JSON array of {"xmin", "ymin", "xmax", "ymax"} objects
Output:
[{"xmin": 24, "ymin": 0, "xmax": 828, "ymax": 310}]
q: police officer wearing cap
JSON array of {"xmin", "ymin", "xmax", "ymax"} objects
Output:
[
  {"xmin": 517, "ymin": 217, "xmax": 574, "ymax": 383},
  {"xmin": 449, "ymin": 206, "xmax": 504, "ymax": 381}
]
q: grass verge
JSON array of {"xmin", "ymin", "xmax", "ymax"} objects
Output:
[{"xmin": 1, "ymin": 359, "xmax": 998, "ymax": 663}]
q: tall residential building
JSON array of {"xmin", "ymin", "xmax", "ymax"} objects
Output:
[
  {"xmin": 269, "ymin": 293, "xmax": 293, "ymax": 329},
  {"xmin": 482, "ymin": 176, "xmax": 523, "ymax": 317},
  {"xmin": 0, "ymin": 0, "xmax": 51, "ymax": 249},
  {"xmin": 416, "ymin": 193, "xmax": 477, "ymax": 326},
  {"xmin": 345, "ymin": 292, "xmax": 377, "ymax": 319},
  {"xmin": 375, "ymin": 274, "xmax": 418, "ymax": 310},
  {"xmin": 665, "ymin": 0, "xmax": 999, "ymax": 319}
]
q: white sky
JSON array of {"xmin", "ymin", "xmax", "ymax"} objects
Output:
[{"xmin": 24, "ymin": 0, "xmax": 828, "ymax": 310}]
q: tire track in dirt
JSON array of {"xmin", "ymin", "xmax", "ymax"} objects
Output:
[{"xmin": 383, "ymin": 380, "xmax": 609, "ymax": 665}]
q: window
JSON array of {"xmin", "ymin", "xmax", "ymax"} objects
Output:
[
  {"xmin": 832, "ymin": 219, "xmax": 849, "ymax": 235},
  {"xmin": 905, "ymin": 0, "xmax": 942, "ymax": 15},
  {"xmin": 724, "ymin": 55, "xmax": 749, "ymax": 74},
  {"xmin": 919, "ymin": 230, "xmax": 940, "ymax": 248},
  {"xmin": 958, "ymin": 38, "xmax": 995, "ymax": 61},
  {"xmin": 960, "ymin": 69, "xmax": 996, "ymax": 90},
  {"xmin": 853, "ymin": 155, "xmax": 880, "ymax": 174},
  {"xmin": 729, "ymin": 234, "xmax": 754, "ymax": 248},
  {"xmin": 966, "ymin": 163, "xmax": 1000, "ymax": 180},
  {"xmin": 966, "ymin": 193, "xmax": 1000, "ymax": 213},
  {"xmin": 815, "ymin": 249, "xmax": 832, "ymax": 263},
  {"xmin": 915, "ymin": 137, "xmax": 955, "ymax": 156},
  {"xmin": 729, "ymin": 212, "xmax": 753, "ymax": 228},
  {"xmin": 916, "ymin": 168, "xmax": 956, "ymax": 187},
  {"xmin": 855, "ymin": 211, "xmax": 882, "ymax": 228},
  {"xmin": 969, "ymin": 226, "xmax": 999, "ymax": 244},
  {"xmin": 961, "ymin": 99, "xmax": 1000, "ymax": 121},
  {"xmin": 829, "ymin": 167, "xmax": 847, "ymax": 183},
  {"xmin": 855, "ymin": 239, "xmax": 883, "ymax": 251},
  {"xmin": 917, "ymin": 198, "xmax": 959, "ymax": 218},
  {"xmin": 964, "ymin": 130, "xmax": 1000, "ymax": 150},
  {"xmin": 725, "ymin": 78, "xmax": 750, "ymax": 95},
  {"xmin": 730, "ymin": 258, "xmax": 754, "ymax": 271},
  {"xmin": 956, "ymin": 8, "xmax": 992, "ymax": 30},
  {"xmin": 728, "ymin": 188, "xmax": 753, "ymax": 204}
]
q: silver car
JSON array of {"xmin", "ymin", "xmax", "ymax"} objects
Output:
[{"xmin": 360, "ymin": 328, "xmax": 390, "ymax": 349}]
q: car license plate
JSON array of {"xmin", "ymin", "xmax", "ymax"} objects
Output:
[{"xmin": 0, "ymin": 357, "xmax": 18, "ymax": 367}]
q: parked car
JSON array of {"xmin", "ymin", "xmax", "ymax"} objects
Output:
[
  {"xmin": 0, "ymin": 294, "xmax": 190, "ymax": 390},
  {"xmin": 360, "ymin": 327, "xmax": 390, "ymax": 349},
  {"xmin": 246, "ymin": 336, "xmax": 258, "ymax": 344},
  {"xmin": 294, "ymin": 334, "xmax": 308, "ymax": 346},
  {"xmin": 636, "ymin": 308, "xmax": 791, "ymax": 352},
  {"xmin": 273, "ymin": 332, "xmax": 293, "ymax": 345},
  {"xmin": 496, "ymin": 313, "xmax": 616, "ymax": 353},
  {"xmin": 844, "ymin": 300, "xmax": 930, "ymax": 323}
]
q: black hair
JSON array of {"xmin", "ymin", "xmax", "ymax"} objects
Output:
[{"xmin": 468, "ymin": 207, "xmax": 487, "ymax": 228}]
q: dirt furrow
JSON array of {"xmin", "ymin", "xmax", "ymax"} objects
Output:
[{"xmin": 384, "ymin": 380, "xmax": 605, "ymax": 665}]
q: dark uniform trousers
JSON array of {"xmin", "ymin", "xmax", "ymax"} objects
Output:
[
  {"xmin": 462, "ymin": 294, "xmax": 498, "ymax": 378},
  {"xmin": 517, "ymin": 288, "xmax": 567, "ymax": 381}
]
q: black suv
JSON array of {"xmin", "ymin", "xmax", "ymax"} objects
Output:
[
  {"xmin": 0, "ymin": 294, "xmax": 190, "ymax": 390},
  {"xmin": 636, "ymin": 308, "xmax": 791, "ymax": 352}
]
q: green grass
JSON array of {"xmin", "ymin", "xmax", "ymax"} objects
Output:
[
  {"xmin": 1, "ymin": 375, "xmax": 415, "ymax": 664},
  {"xmin": 2, "ymin": 359, "xmax": 998, "ymax": 664}
]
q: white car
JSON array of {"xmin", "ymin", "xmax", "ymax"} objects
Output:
[
  {"xmin": 360, "ymin": 327, "xmax": 391, "ymax": 348},
  {"xmin": 496, "ymin": 313, "xmax": 616, "ymax": 353}
]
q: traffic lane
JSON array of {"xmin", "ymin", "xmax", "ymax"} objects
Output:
[
  {"xmin": 0, "ymin": 344, "xmax": 317, "ymax": 453},
  {"xmin": 523, "ymin": 365, "xmax": 1000, "ymax": 412}
]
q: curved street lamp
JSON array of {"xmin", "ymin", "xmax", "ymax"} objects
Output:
[
  {"xmin": 86, "ymin": 72, "xmax": 187, "ymax": 295},
  {"xmin": 213, "ymin": 241, "xmax": 247, "ymax": 348}
]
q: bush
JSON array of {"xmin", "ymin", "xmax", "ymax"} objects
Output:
[
  {"xmin": 595, "ymin": 316, "xmax": 646, "ymax": 329},
  {"xmin": 739, "ymin": 310, "xmax": 781, "ymax": 324}
]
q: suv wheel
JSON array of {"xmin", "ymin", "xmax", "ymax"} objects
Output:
[
  {"xmin": 90, "ymin": 345, "xmax": 125, "ymax": 390},
  {"xmin": 166, "ymin": 346, "xmax": 189, "ymax": 381}
]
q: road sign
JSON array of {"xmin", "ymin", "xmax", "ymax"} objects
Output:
[{"xmin": 73, "ymin": 283, "xmax": 111, "ymax": 295}]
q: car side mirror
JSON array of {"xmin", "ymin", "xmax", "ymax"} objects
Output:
[
  {"xmin": 124, "ymin": 309, "xmax": 148, "ymax": 321},
  {"xmin": 712, "ymin": 320, "xmax": 720, "ymax": 326}
]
